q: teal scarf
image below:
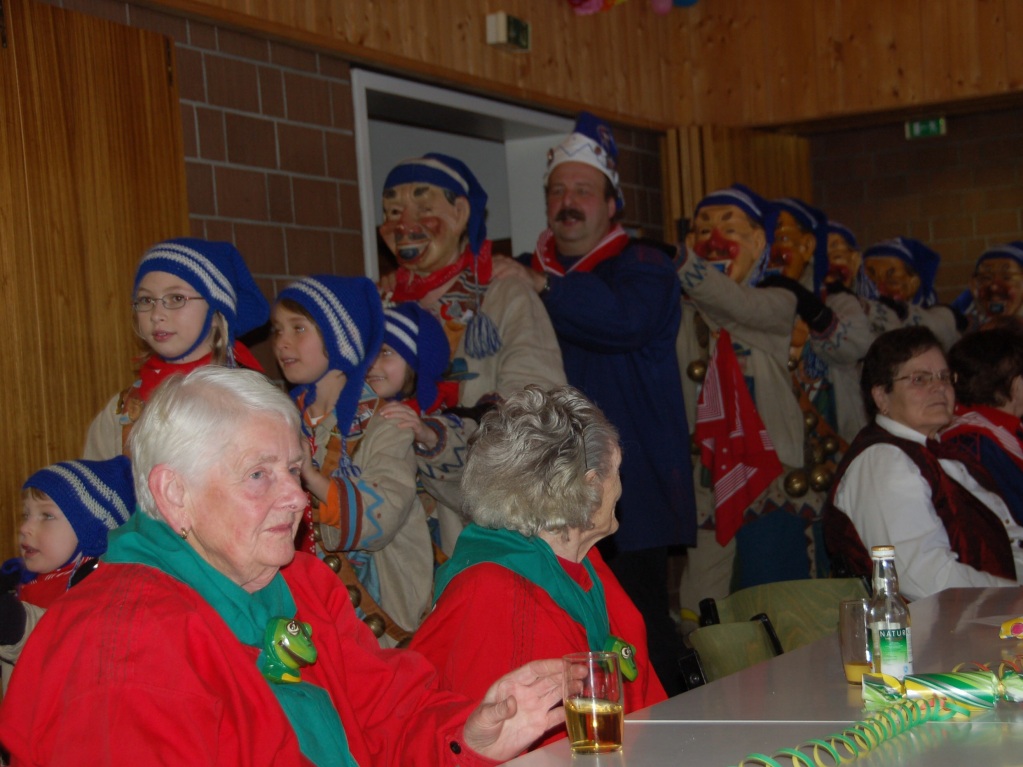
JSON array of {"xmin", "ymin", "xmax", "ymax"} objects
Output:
[
  {"xmin": 435, "ymin": 524, "xmax": 610, "ymax": 649},
  {"xmin": 104, "ymin": 514, "xmax": 357, "ymax": 767}
]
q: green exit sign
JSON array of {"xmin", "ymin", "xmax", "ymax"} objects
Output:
[{"xmin": 904, "ymin": 117, "xmax": 947, "ymax": 140}]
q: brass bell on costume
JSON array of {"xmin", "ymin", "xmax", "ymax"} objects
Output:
[
  {"xmin": 787, "ymin": 356, "xmax": 799, "ymax": 372},
  {"xmin": 312, "ymin": 525, "xmax": 323, "ymax": 543},
  {"xmin": 363, "ymin": 614, "xmax": 386, "ymax": 638},
  {"xmin": 803, "ymin": 411, "xmax": 819, "ymax": 431},
  {"xmin": 822, "ymin": 436, "xmax": 840, "ymax": 457},
  {"xmin": 323, "ymin": 554, "xmax": 342, "ymax": 573},
  {"xmin": 809, "ymin": 465, "xmax": 833, "ymax": 493},
  {"xmin": 687, "ymin": 359, "xmax": 708, "ymax": 383},
  {"xmin": 784, "ymin": 469, "xmax": 809, "ymax": 498},
  {"xmin": 812, "ymin": 443, "xmax": 825, "ymax": 465},
  {"xmin": 346, "ymin": 585, "xmax": 361, "ymax": 609}
]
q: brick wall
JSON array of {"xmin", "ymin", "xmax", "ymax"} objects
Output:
[
  {"xmin": 615, "ymin": 126, "xmax": 666, "ymax": 243},
  {"xmin": 43, "ymin": 0, "xmax": 665, "ymax": 370},
  {"xmin": 811, "ymin": 107, "xmax": 1023, "ymax": 303}
]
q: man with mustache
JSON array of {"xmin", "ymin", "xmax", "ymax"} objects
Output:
[{"xmin": 491, "ymin": 112, "xmax": 696, "ymax": 696}]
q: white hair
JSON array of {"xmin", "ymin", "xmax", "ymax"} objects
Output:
[{"xmin": 127, "ymin": 367, "xmax": 300, "ymax": 517}]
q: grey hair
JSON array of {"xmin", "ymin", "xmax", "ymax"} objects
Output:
[
  {"xmin": 127, "ymin": 366, "xmax": 300, "ymax": 518},
  {"xmin": 461, "ymin": 385, "xmax": 620, "ymax": 537}
]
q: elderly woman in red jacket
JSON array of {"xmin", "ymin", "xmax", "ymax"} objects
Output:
[
  {"xmin": 410, "ymin": 385, "xmax": 666, "ymax": 750},
  {"xmin": 0, "ymin": 367, "xmax": 563, "ymax": 767}
]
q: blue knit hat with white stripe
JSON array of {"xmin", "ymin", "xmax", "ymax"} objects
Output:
[
  {"xmin": 383, "ymin": 153, "xmax": 502, "ymax": 359},
  {"xmin": 276, "ymin": 275, "xmax": 385, "ymax": 439},
  {"xmin": 773, "ymin": 197, "xmax": 829, "ymax": 293},
  {"xmin": 383, "ymin": 303, "xmax": 452, "ymax": 411},
  {"xmin": 695, "ymin": 184, "xmax": 779, "ymax": 286},
  {"xmin": 22, "ymin": 455, "xmax": 135, "ymax": 561},
  {"xmin": 134, "ymin": 238, "xmax": 269, "ymax": 363},
  {"xmin": 863, "ymin": 237, "xmax": 940, "ymax": 307},
  {"xmin": 384, "ymin": 153, "xmax": 489, "ymax": 260},
  {"xmin": 977, "ymin": 242, "xmax": 1023, "ymax": 271}
]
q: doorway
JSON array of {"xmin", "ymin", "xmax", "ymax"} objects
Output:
[{"xmin": 351, "ymin": 70, "xmax": 573, "ymax": 277}]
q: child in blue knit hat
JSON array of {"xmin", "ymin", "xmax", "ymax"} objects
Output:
[
  {"xmin": 271, "ymin": 276, "xmax": 435, "ymax": 645},
  {"xmin": 1, "ymin": 456, "xmax": 135, "ymax": 690},
  {"xmin": 83, "ymin": 238, "xmax": 269, "ymax": 460},
  {"xmin": 367, "ymin": 302, "xmax": 475, "ymax": 559}
]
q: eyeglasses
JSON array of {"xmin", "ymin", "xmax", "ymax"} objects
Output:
[
  {"xmin": 892, "ymin": 370, "xmax": 957, "ymax": 388},
  {"xmin": 132, "ymin": 294, "xmax": 206, "ymax": 312}
]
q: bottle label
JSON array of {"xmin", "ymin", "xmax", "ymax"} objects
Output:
[{"xmin": 872, "ymin": 627, "xmax": 912, "ymax": 678}]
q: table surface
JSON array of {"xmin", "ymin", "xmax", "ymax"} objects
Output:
[{"xmin": 503, "ymin": 587, "xmax": 1023, "ymax": 766}]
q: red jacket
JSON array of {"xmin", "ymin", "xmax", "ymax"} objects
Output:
[
  {"xmin": 0, "ymin": 553, "xmax": 495, "ymax": 766},
  {"xmin": 410, "ymin": 547, "xmax": 666, "ymax": 749}
]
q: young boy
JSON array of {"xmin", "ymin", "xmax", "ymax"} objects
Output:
[{"xmin": 0, "ymin": 456, "xmax": 135, "ymax": 690}]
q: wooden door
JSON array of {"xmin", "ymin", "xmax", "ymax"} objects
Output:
[
  {"xmin": 0, "ymin": 0, "xmax": 189, "ymax": 559},
  {"xmin": 661, "ymin": 125, "xmax": 812, "ymax": 242}
]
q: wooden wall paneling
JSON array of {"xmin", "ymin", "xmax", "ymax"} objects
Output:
[
  {"xmin": 1006, "ymin": 1, "xmax": 1023, "ymax": 91},
  {"xmin": 759, "ymin": 0, "xmax": 819, "ymax": 125},
  {"xmin": 921, "ymin": 0, "xmax": 1008, "ymax": 101},
  {"xmin": 686, "ymin": 0, "xmax": 771, "ymax": 126},
  {"xmin": 148, "ymin": 0, "xmax": 681, "ymax": 127},
  {"xmin": 0, "ymin": 0, "xmax": 189, "ymax": 559},
  {"xmin": 667, "ymin": 8, "xmax": 695, "ymax": 127},
  {"xmin": 0, "ymin": 0, "xmax": 40, "ymax": 560}
]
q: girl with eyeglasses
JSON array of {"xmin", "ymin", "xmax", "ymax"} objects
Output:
[
  {"xmin": 82, "ymin": 238, "xmax": 269, "ymax": 460},
  {"xmin": 823, "ymin": 326, "xmax": 1023, "ymax": 599}
]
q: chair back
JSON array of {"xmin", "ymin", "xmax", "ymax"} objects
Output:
[
  {"xmin": 688, "ymin": 620, "xmax": 779, "ymax": 683},
  {"xmin": 714, "ymin": 577, "xmax": 869, "ymax": 652}
]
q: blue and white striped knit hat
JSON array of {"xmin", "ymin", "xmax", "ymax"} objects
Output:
[
  {"xmin": 695, "ymin": 184, "xmax": 778, "ymax": 285},
  {"xmin": 977, "ymin": 242, "xmax": 1023, "ymax": 271},
  {"xmin": 22, "ymin": 455, "xmax": 135, "ymax": 560},
  {"xmin": 383, "ymin": 303, "xmax": 451, "ymax": 411},
  {"xmin": 863, "ymin": 237, "xmax": 940, "ymax": 307},
  {"xmin": 134, "ymin": 238, "xmax": 270, "ymax": 362},
  {"xmin": 383, "ymin": 153, "xmax": 489, "ymax": 259},
  {"xmin": 276, "ymin": 275, "xmax": 385, "ymax": 435},
  {"xmin": 773, "ymin": 197, "xmax": 829, "ymax": 292}
]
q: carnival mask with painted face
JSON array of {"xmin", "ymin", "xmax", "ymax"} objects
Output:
[
  {"xmin": 688, "ymin": 204, "xmax": 766, "ymax": 284},
  {"xmin": 826, "ymin": 232, "xmax": 862, "ymax": 289},
  {"xmin": 973, "ymin": 257, "xmax": 1023, "ymax": 320},
  {"xmin": 864, "ymin": 256, "xmax": 921, "ymax": 303},
  {"xmin": 769, "ymin": 210, "xmax": 816, "ymax": 281},
  {"xmin": 378, "ymin": 182, "xmax": 470, "ymax": 276}
]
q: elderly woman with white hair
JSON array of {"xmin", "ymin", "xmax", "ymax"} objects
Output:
[
  {"xmin": 0, "ymin": 367, "xmax": 564, "ymax": 767},
  {"xmin": 410, "ymin": 385, "xmax": 666, "ymax": 750}
]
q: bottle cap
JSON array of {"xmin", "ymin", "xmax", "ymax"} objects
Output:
[{"xmin": 871, "ymin": 545, "xmax": 896, "ymax": 559}]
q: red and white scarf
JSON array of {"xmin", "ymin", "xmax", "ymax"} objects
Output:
[
  {"xmin": 136, "ymin": 341, "xmax": 263, "ymax": 401},
  {"xmin": 390, "ymin": 242, "xmax": 493, "ymax": 302},
  {"xmin": 695, "ymin": 329, "xmax": 784, "ymax": 545},
  {"xmin": 530, "ymin": 225, "xmax": 629, "ymax": 275}
]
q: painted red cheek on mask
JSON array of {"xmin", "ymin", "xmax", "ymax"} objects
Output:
[{"xmin": 694, "ymin": 229, "xmax": 740, "ymax": 261}]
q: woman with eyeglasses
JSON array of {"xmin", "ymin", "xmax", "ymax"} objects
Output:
[
  {"xmin": 82, "ymin": 239, "xmax": 269, "ymax": 460},
  {"xmin": 823, "ymin": 326, "xmax": 1022, "ymax": 599}
]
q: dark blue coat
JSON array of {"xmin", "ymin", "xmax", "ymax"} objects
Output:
[{"xmin": 542, "ymin": 239, "xmax": 696, "ymax": 551}]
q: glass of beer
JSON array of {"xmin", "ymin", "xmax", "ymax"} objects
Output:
[
  {"xmin": 562, "ymin": 651, "xmax": 624, "ymax": 754},
  {"xmin": 839, "ymin": 598, "xmax": 871, "ymax": 685}
]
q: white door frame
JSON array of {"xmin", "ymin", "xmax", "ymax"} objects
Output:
[{"xmin": 351, "ymin": 69, "xmax": 573, "ymax": 277}]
